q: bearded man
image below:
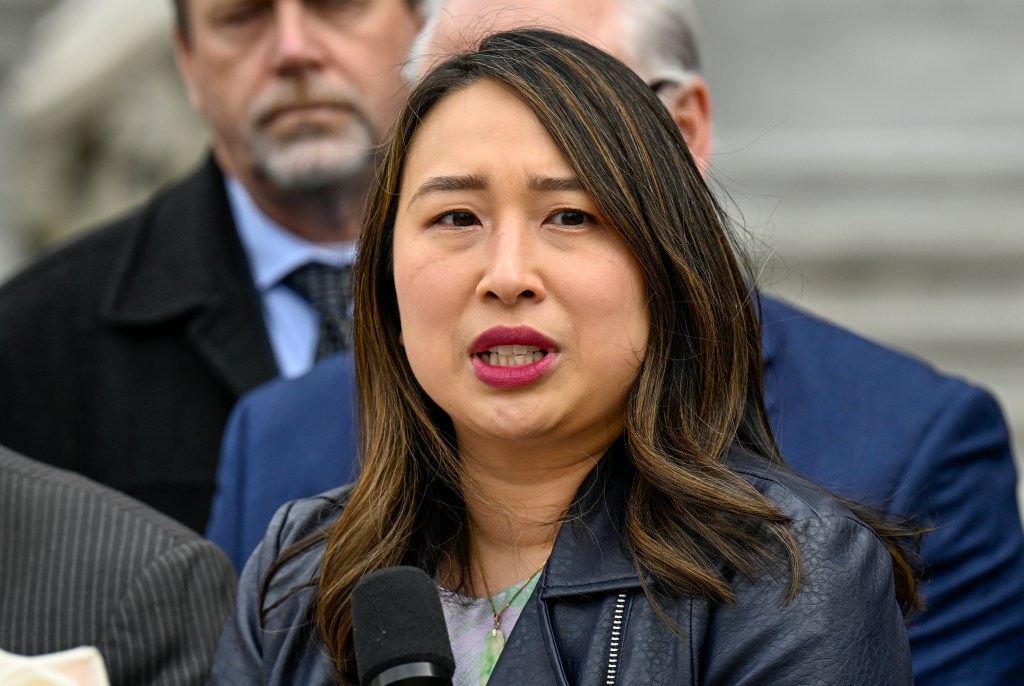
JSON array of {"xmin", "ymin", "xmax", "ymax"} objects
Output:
[{"xmin": 0, "ymin": 0, "xmax": 422, "ymax": 531}]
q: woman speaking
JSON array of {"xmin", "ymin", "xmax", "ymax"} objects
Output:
[{"xmin": 210, "ymin": 29, "xmax": 919, "ymax": 685}]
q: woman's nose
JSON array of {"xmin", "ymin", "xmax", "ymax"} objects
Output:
[{"xmin": 476, "ymin": 225, "xmax": 545, "ymax": 306}]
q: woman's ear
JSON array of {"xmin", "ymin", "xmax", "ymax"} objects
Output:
[{"xmin": 665, "ymin": 76, "xmax": 712, "ymax": 173}]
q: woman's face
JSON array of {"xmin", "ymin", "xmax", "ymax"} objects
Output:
[{"xmin": 392, "ymin": 79, "xmax": 649, "ymax": 458}]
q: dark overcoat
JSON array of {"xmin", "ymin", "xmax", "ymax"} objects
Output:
[{"xmin": 0, "ymin": 157, "xmax": 278, "ymax": 530}]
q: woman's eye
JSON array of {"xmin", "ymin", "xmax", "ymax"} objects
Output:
[
  {"xmin": 436, "ymin": 211, "xmax": 480, "ymax": 227},
  {"xmin": 548, "ymin": 210, "xmax": 592, "ymax": 227}
]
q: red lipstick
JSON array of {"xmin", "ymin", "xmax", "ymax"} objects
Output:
[{"xmin": 471, "ymin": 326, "xmax": 557, "ymax": 388}]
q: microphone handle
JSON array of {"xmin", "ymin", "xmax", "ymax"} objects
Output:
[{"xmin": 367, "ymin": 661, "xmax": 452, "ymax": 686}]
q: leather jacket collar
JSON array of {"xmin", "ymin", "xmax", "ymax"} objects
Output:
[{"xmin": 488, "ymin": 442, "xmax": 645, "ymax": 686}]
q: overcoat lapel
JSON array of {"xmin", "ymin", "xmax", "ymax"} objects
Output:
[
  {"xmin": 99, "ymin": 156, "xmax": 278, "ymax": 397},
  {"xmin": 185, "ymin": 293, "xmax": 278, "ymax": 397}
]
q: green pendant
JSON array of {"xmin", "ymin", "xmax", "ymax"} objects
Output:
[{"xmin": 481, "ymin": 628, "xmax": 505, "ymax": 685}]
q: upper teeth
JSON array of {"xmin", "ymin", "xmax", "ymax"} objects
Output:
[
  {"xmin": 488, "ymin": 345, "xmax": 538, "ymax": 355},
  {"xmin": 481, "ymin": 345, "xmax": 546, "ymax": 367}
]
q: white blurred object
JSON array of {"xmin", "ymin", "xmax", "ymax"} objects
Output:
[
  {"xmin": 0, "ymin": 646, "xmax": 109, "ymax": 686},
  {"xmin": 4, "ymin": 0, "xmax": 206, "ymax": 251},
  {"xmin": 8, "ymin": 0, "xmax": 175, "ymax": 125}
]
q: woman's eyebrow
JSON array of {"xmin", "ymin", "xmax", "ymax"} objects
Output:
[
  {"xmin": 409, "ymin": 174, "xmax": 487, "ymax": 204},
  {"xmin": 407, "ymin": 174, "xmax": 583, "ymax": 206},
  {"xmin": 529, "ymin": 176, "xmax": 583, "ymax": 192}
]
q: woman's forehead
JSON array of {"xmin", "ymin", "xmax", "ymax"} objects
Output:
[{"xmin": 398, "ymin": 80, "xmax": 579, "ymax": 200}]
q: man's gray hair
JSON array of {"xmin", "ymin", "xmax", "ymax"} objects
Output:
[
  {"xmin": 403, "ymin": 0, "xmax": 447, "ymax": 84},
  {"xmin": 620, "ymin": 0, "xmax": 702, "ymax": 86},
  {"xmin": 410, "ymin": 1, "xmax": 701, "ymax": 88}
]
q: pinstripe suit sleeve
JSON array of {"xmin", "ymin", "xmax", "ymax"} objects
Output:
[
  {"xmin": 0, "ymin": 447, "xmax": 237, "ymax": 686},
  {"xmin": 103, "ymin": 537, "xmax": 238, "ymax": 686}
]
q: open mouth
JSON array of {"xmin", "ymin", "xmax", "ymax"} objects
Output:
[{"xmin": 477, "ymin": 345, "xmax": 549, "ymax": 367}]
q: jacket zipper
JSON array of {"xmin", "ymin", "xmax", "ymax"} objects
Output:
[{"xmin": 605, "ymin": 592, "xmax": 629, "ymax": 685}]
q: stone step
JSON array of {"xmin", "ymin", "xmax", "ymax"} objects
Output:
[{"xmin": 765, "ymin": 289, "xmax": 1024, "ymax": 347}]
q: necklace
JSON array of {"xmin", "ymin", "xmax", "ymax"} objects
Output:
[{"xmin": 476, "ymin": 558, "xmax": 545, "ymax": 684}]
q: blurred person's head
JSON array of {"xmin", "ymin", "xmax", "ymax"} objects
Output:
[
  {"xmin": 172, "ymin": 0, "xmax": 421, "ymax": 238},
  {"xmin": 410, "ymin": 0, "xmax": 711, "ymax": 168}
]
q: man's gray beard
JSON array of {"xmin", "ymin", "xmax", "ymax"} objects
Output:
[{"xmin": 249, "ymin": 122, "xmax": 375, "ymax": 191}]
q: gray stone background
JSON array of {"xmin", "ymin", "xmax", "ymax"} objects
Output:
[
  {"xmin": 693, "ymin": 0, "xmax": 1024, "ymax": 514},
  {"xmin": 0, "ymin": 0, "xmax": 1021, "ymax": 511}
]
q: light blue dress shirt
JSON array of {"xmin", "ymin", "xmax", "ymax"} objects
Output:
[{"xmin": 226, "ymin": 178, "xmax": 355, "ymax": 379}]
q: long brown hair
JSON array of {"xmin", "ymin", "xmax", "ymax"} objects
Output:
[{"xmin": 313, "ymin": 29, "xmax": 920, "ymax": 682}]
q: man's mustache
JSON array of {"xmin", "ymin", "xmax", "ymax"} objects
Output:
[{"xmin": 250, "ymin": 81, "xmax": 361, "ymax": 128}]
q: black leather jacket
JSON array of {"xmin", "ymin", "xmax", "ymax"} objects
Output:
[{"xmin": 209, "ymin": 447, "xmax": 912, "ymax": 685}]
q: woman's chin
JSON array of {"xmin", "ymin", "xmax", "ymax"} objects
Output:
[{"xmin": 449, "ymin": 405, "xmax": 563, "ymax": 448}]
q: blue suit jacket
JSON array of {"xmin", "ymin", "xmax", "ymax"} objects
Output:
[{"xmin": 206, "ymin": 295, "xmax": 1024, "ymax": 684}]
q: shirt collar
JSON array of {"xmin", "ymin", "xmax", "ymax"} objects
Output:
[{"xmin": 226, "ymin": 177, "xmax": 355, "ymax": 292}]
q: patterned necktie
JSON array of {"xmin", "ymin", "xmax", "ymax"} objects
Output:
[{"xmin": 282, "ymin": 262, "xmax": 353, "ymax": 359}]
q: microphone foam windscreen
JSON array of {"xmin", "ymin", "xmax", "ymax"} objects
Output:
[{"xmin": 351, "ymin": 566, "xmax": 455, "ymax": 685}]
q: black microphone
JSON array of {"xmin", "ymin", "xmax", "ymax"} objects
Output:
[{"xmin": 351, "ymin": 566, "xmax": 456, "ymax": 686}]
